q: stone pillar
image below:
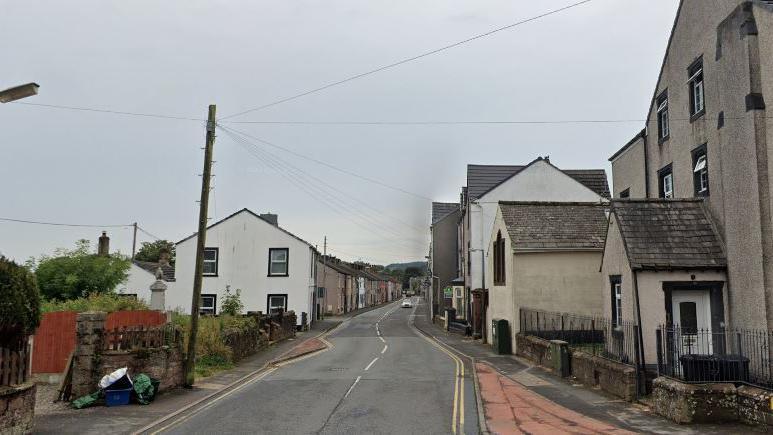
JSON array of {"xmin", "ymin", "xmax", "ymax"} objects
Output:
[
  {"xmin": 71, "ymin": 312, "xmax": 106, "ymax": 399},
  {"xmin": 150, "ymin": 267, "xmax": 167, "ymax": 311}
]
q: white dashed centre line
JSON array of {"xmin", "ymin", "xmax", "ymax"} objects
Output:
[
  {"xmin": 364, "ymin": 357, "xmax": 379, "ymax": 371},
  {"xmin": 381, "ymin": 345, "xmax": 388, "ymax": 354},
  {"xmin": 344, "ymin": 376, "xmax": 362, "ymax": 398}
]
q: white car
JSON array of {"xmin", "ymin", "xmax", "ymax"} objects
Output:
[{"xmin": 401, "ymin": 299, "xmax": 412, "ymax": 308}]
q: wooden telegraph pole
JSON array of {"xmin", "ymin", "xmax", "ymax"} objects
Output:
[{"xmin": 184, "ymin": 104, "xmax": 216, "ymax": 387}]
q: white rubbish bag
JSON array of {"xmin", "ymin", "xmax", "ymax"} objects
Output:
[{"xmin": 98, "ymin": 367, "xmax": 133, "ymax": 389}]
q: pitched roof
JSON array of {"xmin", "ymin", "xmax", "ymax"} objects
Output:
[
  {"xmin": 132, "ymin": 260, "xmax": 176, "ymax": 282},
  {"xmin": 431, "ymin": 202, "xmax": 459, "ymax": 225},
  {"xmin": 499, "ymin": 202, "xmax": 607, "ymax": 251},
  {"xmin": 611, "ymin": 199, "xmax": 726, "ymax": 270},
  {"xmin": 177, "ymin": 208, "xmax": 316, "ymax": 250},
  {"xmin": 467, "ymin": 161, "xmax": 610, "ymax": 200}
]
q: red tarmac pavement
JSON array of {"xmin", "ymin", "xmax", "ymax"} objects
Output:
[{"xmin": 476, "ymin": 362, "xmax": 634, "ymax": 435}]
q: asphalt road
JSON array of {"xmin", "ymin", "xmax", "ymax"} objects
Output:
[{"xmin": 157, "ymin": 298, "xmax": 478, "ymax": 434}]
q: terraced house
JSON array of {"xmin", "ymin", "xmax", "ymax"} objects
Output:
[{"xmin": 607, "ymin": 0, "xmax": 773, "ymax": 374}]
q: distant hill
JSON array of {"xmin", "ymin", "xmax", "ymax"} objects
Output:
[{"xmin": 386, "ymin": 261, "xmax": 427, "ymax": 271}]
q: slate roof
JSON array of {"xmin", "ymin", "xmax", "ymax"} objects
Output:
[
  {"xmin": 431, "ymin": 202, "xmax": 459, "ymax": 225},
  {"xmin": 611, "ymin": 199, "xmax": 726, "ymax": 270},
  {"xmin": 133, "ymin": 260, "xmax": 176, "ymax": 282},
  {"xmin": 499, "ymin": 202, "xmax": 607, "ymax": 251},
  {"xmin": 467, "ymin": 162, "xmax": 610, "ymax": 200}
]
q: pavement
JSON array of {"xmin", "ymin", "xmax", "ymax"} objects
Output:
[
  {"xmin": 411, "ymin": 298, "xmax": 761, "ymax": 435},
  {"xmin": 150, "ymin": 298, "xmax": 478, "ymax": 434},
  {"xmin": 32, "ymin": 316, "xmax": 343, "ymax": 435}
]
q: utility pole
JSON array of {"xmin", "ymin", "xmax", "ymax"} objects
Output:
[
  {"xmin": 322, "ymin": 236, "xmax": 327, "ymax": 320},
  {"xmin": 184, "ymin": 104, "xmax": 216, "ymax": 387},
  {"xmin": 131, "ymin": 222, "xmax": 138, "ymax": 259}
]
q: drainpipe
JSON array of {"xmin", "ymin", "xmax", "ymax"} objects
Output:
[
  {"xmin": 643, "ymin": 129, "xmax": 650, "ymax": 197},
  {"xmin": 632, "ymin": 270, "xmax": 647, "ymax": 396}
]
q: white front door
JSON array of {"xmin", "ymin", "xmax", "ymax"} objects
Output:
[{"xmin": 672, "ymin": 290, "xmax": 712, "ymax": 354}]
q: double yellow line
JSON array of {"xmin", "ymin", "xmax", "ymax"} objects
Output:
[{"xmin": 418, "ymin": 332, "xmax": 465, "ymax": 434}]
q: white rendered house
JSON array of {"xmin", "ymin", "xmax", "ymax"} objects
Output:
[{"xmin": 171, "ymin": 209, "xmax": 319, "ymax": 326}]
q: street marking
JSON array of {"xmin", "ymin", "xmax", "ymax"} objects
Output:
[
  {"xmin": 378, "ymin": 336, "xmax": 386, "ymax": 343},
  {"xmin": 381, "ymin": 345, "xmax": 388, "ymax": 354},
  {"xmin": 344, "ymin": 376, "xmax": 362, "ymax": 398},
  {"xmin": 364, "ymin": 357, "xmax": 379, "ymax": 371},
  {"xmin": 416, "ymin": 322, "xmax": 465, "ymax": 434}
]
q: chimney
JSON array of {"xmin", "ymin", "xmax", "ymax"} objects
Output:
[
  {"xmin": 158, "ymin": 247, "xmax": 171, "ymax": 266},
  {"xmin": 97, "ymin": 231, "xmax": 110, "ymax": 256},
  {"xmin": 260, "ymin": 213, "xmax": 278, "ymax": 226}
]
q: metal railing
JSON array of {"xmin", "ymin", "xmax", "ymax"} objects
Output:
[
  {"xmin": 657, "ymin": 325, "xmax": 773, "ymax": 390},
  {"xmin": 519, "ymin": 308, "xmax": 639, "ymax": 365}
]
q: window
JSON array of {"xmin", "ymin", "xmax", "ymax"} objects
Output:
[
  {"xmin": 493, "ymin": 231, "xmax": 506, "ymax": 285},
  {"xmin": 268, "ymin": 248, "xmax": 289, "ymax": 276},
  {"xmin": 658, "ymin": 164, "xmax": 674, "ymax": 198},
  {"xmin": 679, "ymin": 302, "xmax": 698, "ymax": 333},
  {"xmin": 610, "ymin": 276, "xmax": 622, "ymax": 327},
  {"xmin": 688, "ymin": 58, "xmax": 705, "ymax": 119},
  {"xmin": 203, "ymin": 248, "xmax": 219, "ymax": 276},
  {"xmin": 267, "ymin": 294, "xmax": 287, "ymax": 314},
  {"xmin": 200, "ymin": 294, "xmax": 216, "ymax": 315},
  {"xmin": 692, "ymin": 145, "xmax": 709, "ymax": 196},
  {"xmin": 656, "ymin": 90, "xmax": 669, "ymax": 141},
  {"xmin": 619, "ymin": 188, "xmax": 630, "ymax": 199}
]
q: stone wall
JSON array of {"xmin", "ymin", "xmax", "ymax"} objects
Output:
[
  {"xmin": 570, "ymin": 350, "xmax": 637, "ymax": 401},
  {"xmin": 652, "ymin": 377, "xmax": 773, "ymax": 429},
  {"xmin": 515, "ymin": 334, "xmax": 552, "ymax": 367},
  {"xmin": 0, "ymin": 383, "xmax": 36, "ymax": 435},
  {"xmin": 70, "ymin": 312, "xmax": 184, "ymax": 399}
]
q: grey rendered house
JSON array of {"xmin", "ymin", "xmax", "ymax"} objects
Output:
[
  {"xmin": 607, "ymin": 0, "xmax": 773, "ymax": 363},
  {"xmin": 429, "ymin": 202, "xmax": 461, "ymax": 318}
]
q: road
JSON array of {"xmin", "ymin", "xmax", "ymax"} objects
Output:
[{"xmin": 157, "ymin": 298, "xmax": 479, "ymax": 434}]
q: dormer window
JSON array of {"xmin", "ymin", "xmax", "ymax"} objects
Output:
[{"xmin": 688, "ymin": 58, "xmax": 705, "ymax": 119}]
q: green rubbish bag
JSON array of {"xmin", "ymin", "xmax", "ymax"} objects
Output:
[
  {"xmin": 72, "ymin": 391, "xmax": 101, "ymax": 409},
  {"xmin": 132, "ymin": 374, "xmax": 157, "ymax": 405}
]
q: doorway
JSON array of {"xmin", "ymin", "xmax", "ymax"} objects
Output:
[{"xmin": 671, "ymin": 290, "xmax": 712, "ymax": 354}]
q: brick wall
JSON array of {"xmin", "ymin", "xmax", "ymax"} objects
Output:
[{"xmin": 0, "ymin": 383, "xmax": 36, "ymax": 434}]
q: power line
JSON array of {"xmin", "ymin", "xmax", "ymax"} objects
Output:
[
  {"xmin": 136, "ymin": 226, "xmax": 162, "ymax": 241},
  {"xmin": 219, "ymin": 0, "xmax": 593, "ymax": 120},
  {"xmin": 218, "ymin": 125, "xmax": 432, "ymax": 201},
  {"xmin": 10, "ymin": 102, "xmax": 204, "ymax": 122},
  {"xmin": 222, "ymin": 119, "xmax": 644, "ymax": 125},
  {"xmin": 0, "ymin": 217, "xmax": 131, "ymax": 228}
]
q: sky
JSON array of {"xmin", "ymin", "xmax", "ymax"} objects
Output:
[{"xmin": 0, "ymin": 0, "xmax": 679, "ymax": 265}]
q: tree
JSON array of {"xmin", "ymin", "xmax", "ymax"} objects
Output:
[
  {"xmin": 32, "ymin": 239, "xmax": 130, "ymax": 301},
  {"xmin": 0, "ymin": 256, "xmax": 41, "ymax": 345},
  {"xmin": 134, "ymin": 240, "xmax": 175, "ymax": 265},
  {"xmin": 402, "ymin": 266, "xmax": 423, "ymax": 289}
]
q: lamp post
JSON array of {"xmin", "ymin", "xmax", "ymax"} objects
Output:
[{"xmin": 0, "ymin": 83, "xmax": 40, "ymax": 103}]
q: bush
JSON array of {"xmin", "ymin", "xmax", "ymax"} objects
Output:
[
  {"xmin": 42, "ymin": 293, "xmax": 149, "ymax": 313},
  {"xmin": 220, "ymin": 286, "xmax": 243, "ymax": 316},
  {"xmin": 0, "ymin": 256, "xmax": 42, "ymax": 341}
]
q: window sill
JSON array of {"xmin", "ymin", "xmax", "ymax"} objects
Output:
[
  {"xmin": 268, "ymin": 274, "xmax": 289, "ymax": 278},
  {"xmin": 690, "ymin": 109, "xmax": 706, "ymax": 123},
  {"xmin": 203, "ymin": 274, "xmax": 218, "ymax": 278}
]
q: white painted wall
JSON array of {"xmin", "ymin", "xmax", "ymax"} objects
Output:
[
  {"xmin": 357, "ymin": 277, "xmax": 366, "ymax": 308},
  {"xmin": 469, "ymin": 160, "xmax": 605, "ymax": 290},
  {"xmin": 116, "ymin": 263, "xmax": 174, "ymax": 307},
  {"xmin": 171, "ymin": 210, "xmax": 316, "ymax": 325}
]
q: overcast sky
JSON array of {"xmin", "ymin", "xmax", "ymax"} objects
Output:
[{"xmin": 0, "ymin": 0, "xmax": 679, "ymax": 265}]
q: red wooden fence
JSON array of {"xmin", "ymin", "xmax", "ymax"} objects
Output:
[{"xmin": 31, "ymin": 310, "xmax": 167, "ymax": 374}]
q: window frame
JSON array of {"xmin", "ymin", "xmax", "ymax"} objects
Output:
[
  {"xmin": 688, "ymin": 57, "xmax": 705, "ymax": 121},
  {"xmin": 200, "ymin": 294, "xmax": 217, "ymax": 315},
  {"xmin": 267, "ymin": 248, "xmax": 290, "ymax": 277},
  {"xmin": 267, "ymin": 293, "xmax": 288, "ymax": 314},
  {"xmin": 658, "ymin": 164, "xmax": 674, "ymax": 198},
  {"xmin": 656, "ymin": 90, "xmax": 670, "ymax": 143},
  {"xmin": 202, "ymin": 247, "xmax": 219, "ymax": 277},
  {"xmin": 692, "ymin": 144, "xmax": 709, "ymax": 197},
  {"xmin": 619, "ymin": 188, "xmax": 630, "ymax": 199},
  {"xmin": 610, "ymin": 276, "xmax": 622, "ymax": 327},
  {"xmin": 493, "ymin": 231, "xmax": 506, "ymax": 285}
]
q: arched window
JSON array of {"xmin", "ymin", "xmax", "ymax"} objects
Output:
[{"xmin": 493, "ymin": 231, "xmax": 506, "ymax": 285}]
